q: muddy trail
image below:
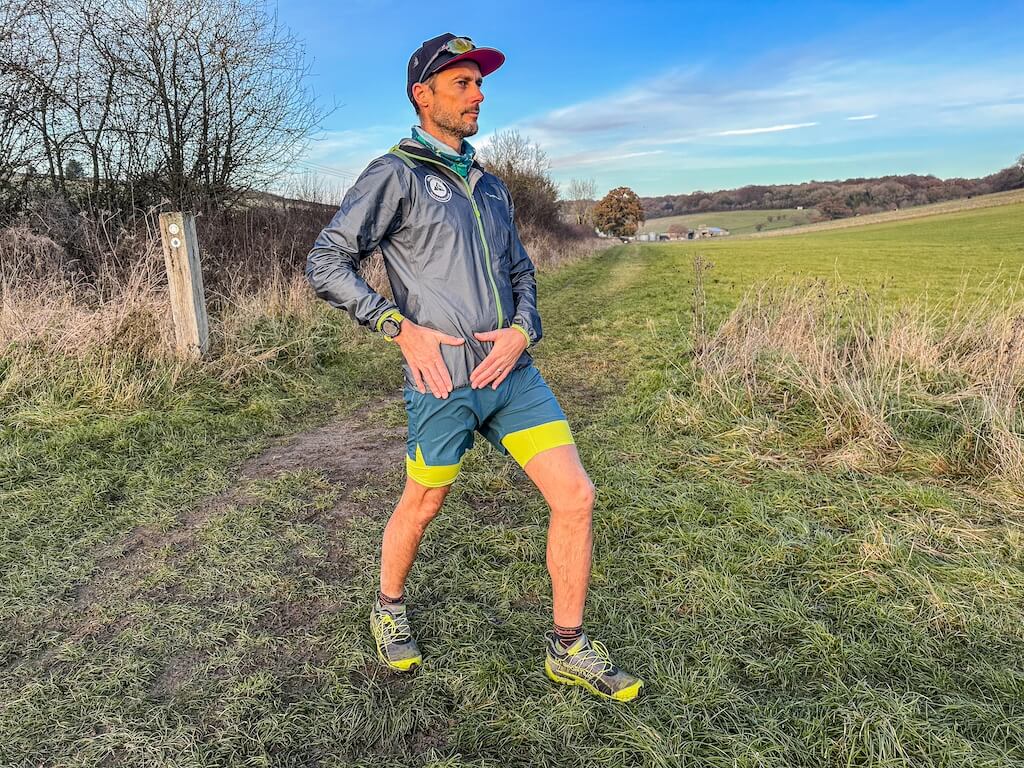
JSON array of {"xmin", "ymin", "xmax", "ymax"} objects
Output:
[{"xmin": 7, "ymin": 395, "xmax": 410, "ymax": 680}]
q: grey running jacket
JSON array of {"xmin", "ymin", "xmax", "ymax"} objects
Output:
[{"xmin": 305, "ymin": 137, "xmax": 541, "ymax": 391}]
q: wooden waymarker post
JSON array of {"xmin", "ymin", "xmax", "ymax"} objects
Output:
[{"xmin": 159, "ymin": 212, "xmax": 210, "ymax": 359}]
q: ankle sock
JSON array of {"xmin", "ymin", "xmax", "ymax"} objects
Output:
[
  {"xmin": 554, "ymin": 622, "xmax": 584, "ymax": 649},
  {"xmin": 378, "ymin": 589, "xmax": 405, "ymax": 606}
]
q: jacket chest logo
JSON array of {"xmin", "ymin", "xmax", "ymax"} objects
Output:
[{"xmin": 424, "ymin": 174, "xmax": 453, "ymax": 203}]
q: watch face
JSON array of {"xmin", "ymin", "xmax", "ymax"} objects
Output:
[{"xmin": 382, "ymin": 318, "xmax": 401, "ymax": 337}]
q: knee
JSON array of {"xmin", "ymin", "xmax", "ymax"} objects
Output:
[
  {"xmin": 554, "ymin": 477, "xmax": 596, "ymax": 520},
  {"xmin": 402, "ymin": 485, "xmax": 448, "ymax": 529}
]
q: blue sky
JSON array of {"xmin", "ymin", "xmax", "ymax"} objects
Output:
[{"xmin": 278, "ymin": 0, "xmax": 1024, "ymax": 198}]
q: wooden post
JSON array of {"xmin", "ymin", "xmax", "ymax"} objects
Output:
[{"xmin": 158, "ymin": 212, "xmax": 209, "ymax": 358}]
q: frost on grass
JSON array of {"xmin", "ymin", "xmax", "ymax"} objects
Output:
[{"xmin": 688, "ymin": 279, "xmax": 1024, "ymax": 488}]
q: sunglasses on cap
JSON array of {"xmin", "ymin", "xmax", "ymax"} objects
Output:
[{"xmin": 418, "ymin": 36, "xmax": 475, "ymax": 83}]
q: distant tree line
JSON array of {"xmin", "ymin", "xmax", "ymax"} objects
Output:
[
  {"xmin": 0, "ymin": 0, "xmax": 323, "ymax": 222},
  {"xmin": 642, "ymin": 164, "xmax": 1024, "ymax": 221}
]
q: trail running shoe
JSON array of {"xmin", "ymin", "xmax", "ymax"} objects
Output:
[
  {"xmin": 370, "ymin": 597, "xmax": 422, "ymax": 672},
  {"xmin": 544, "ymin": 630, "xmax": 644, "ymax": 702}
]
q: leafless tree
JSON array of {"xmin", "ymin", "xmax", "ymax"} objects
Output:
[
  {"xmin": 0, "ymin": 1, "xmax": 38, "ymax": 201},
  {"xmin": 565, "ymin": 177, "xmax": 597, "ymax": 226},
  {"xmin": 478, "ymin": 129, "xmax": 560, "ymax": 228},
  {"xmin": 110, "ymin": 0, "xmax": 322, "ymax": 208},
  {"xmin": 1, "ymin": 0, "xmax": 325, "ymax": 218}
]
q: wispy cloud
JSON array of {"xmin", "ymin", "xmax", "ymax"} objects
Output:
[
  {"xmin": 550, "ymin": 149, "xmax": 664, "ymax": 169},
  {"xmin": 488, "ymin": 53, "xmax": 1024, "ymax": 191},
  {"xmin": 300, "ymin": 40, "xmax": 1024, "ymax": 196},
  {"xmin": 713, "ymin": 122, "xmax": 818, "ymax": 136}
]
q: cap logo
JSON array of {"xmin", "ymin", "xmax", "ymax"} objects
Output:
[{"xmin": 424, "ymin": 174, "xmax": 452, "ymax": 203}]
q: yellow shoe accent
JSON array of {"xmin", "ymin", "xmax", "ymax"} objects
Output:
[
  {"xmin": 545, "ymin": 640, "xmax": 645, "ymax": 703},
  {"xmin": 612, "ymin": 680, "xmax": 644, "ymax": 702},
  {"xmin": 377, "ymin": 646, "xmax": 421, "ymax": 672},
  {"xmin": 501, "ymin": 419, "xmax": 575, "ymax": 468},
  {"xmin": 370, "ymin": 606, "xmax": 422, "ymax": 673},
  {"xmin": 545, "ymin": 658, "xmax": 644, "ymax": 702}
]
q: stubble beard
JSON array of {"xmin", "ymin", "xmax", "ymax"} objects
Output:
[{"xmin": 432, "ymin": 104, "xmax": 479, "ymax": 141}]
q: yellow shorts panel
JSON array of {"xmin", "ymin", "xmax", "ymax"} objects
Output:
[
  {"xmin": 500, "ymin": 419, "xmax": 575, "ymax": 469},
  {"xmin": 406, "ymin": 443, "xmax": 462, "ymax": 488}
]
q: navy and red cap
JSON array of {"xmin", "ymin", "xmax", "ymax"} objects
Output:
[{"xmin": 407, "ymin": 33, "xmax": 505, "ymax": 106}]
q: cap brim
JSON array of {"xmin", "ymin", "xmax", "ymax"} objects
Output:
[{"xmin": 438, "ymin": 47, "xmax": 505, "ymax": 78}]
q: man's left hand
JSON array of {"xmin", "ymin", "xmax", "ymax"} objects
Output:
[{"xmin": 470, "ymin": 328, "xmax": 529, "ymax": 389}]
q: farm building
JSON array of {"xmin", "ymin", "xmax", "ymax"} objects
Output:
[{"xmin": 688, "ymin": 226, "xmax": 731, "ymax": 239}]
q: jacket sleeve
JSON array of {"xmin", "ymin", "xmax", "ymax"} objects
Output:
[
  {"xmin": 507, "ymin": 197, "xmax": 543, "ymax": 347},
  {"xmin": 305, "ymin": 157, "xmax": 405, "ymax": 331}
]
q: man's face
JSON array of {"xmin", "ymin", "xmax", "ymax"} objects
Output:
[{"xmin": 415, "ymin": 61, "xmax": 484, "ymax": 139}]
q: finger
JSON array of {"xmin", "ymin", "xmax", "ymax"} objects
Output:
[
  {"xmin": 416, "ymin": 362, "xmax": 440, "ymax": 398},
  {"xmin": 472, "ymin": 355, "xmax": 510, "ymax": 389},
  {"xmin": 424, "ymin": 368, "xmax": 445, "ymax": 399},
  {"xmin": 432, "ymin": 356, "xmax": 453, "ymax": 393},
  {"xmin": 411, "ymin": 367, "xmax": 426, "ymax": 395},
  {"xmin": 469, "ymin": 353, "xmax": 495, "ymax": 387},
  {"xmin": 470, "ymin": 356, "xmax": 498, "ymax": 388},
  {"xmin": 490, "ymin": 365, "xmax": 513, "ymax": 390},
  {"xmin": 473, "ymin": 364, "xmax": 498, "ymax": 389},
  {"xmin": 473, "ymin": 331, "xmax": 498, "ymax": 342},
  {"xmin": 439, "ymin": 333, "xmax": 465, "ymax": 346},
  {"xmin": 423, "ymin": 364, "xmax": 448, "ymax": 399}
]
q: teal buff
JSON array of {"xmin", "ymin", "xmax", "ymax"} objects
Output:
[{"xmin": 411, "ymin": 125, "xmax": 476, "ymax": 179}]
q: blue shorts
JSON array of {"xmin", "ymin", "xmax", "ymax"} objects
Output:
[{"xmin": 403, "ymin": 365, "xmax": 575, "ymax": 487}]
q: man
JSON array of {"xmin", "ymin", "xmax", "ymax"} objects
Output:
[{"xmin": 305, "ymin": 33, "xmax": 643, "ymax": 703}]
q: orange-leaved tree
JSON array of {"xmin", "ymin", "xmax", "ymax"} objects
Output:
[{"xmin": 592, "ymin": 186, "xmax": 645, "ymax": 237}]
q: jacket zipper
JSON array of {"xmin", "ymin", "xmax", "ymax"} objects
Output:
[{"xmin": 391, "ymin": 149, "xmax": 504, "ymax": 329}]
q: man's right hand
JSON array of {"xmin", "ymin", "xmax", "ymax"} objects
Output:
[{"xmin": 394, "ymin": 320, "xmax": 464, "ymax": 398}]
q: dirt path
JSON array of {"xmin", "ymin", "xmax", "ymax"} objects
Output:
[
  {"xmin": 15, "ymin": 395, "xmax": 409, "ymax": 676},
  {"xmin": 83, "ymin": 393, "xmax": 405, "ymax": 595}
]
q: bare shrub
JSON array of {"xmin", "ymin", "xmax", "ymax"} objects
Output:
[
  {"xmin": 478, "ymin": 130, "xmax": 560, "ymax": 230},
  {"xmin": 517, "ymin": 222, "xmax": 609, "ymax": 272},
  {"xmin": 0, "ymin": 225, "xmax": 351, "ymax": 410},
  {"xmin": 691, "ymin": 278, "xmax": 1024, "ymax": 486},
  {"xmin": 0, "ymin": 225, "xmax": 70, "ymax": 284}
]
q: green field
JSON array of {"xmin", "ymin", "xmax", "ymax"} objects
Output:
[
  {"xmin": 2, "ymin": 203, "xmax": 1023, "ymax": 766},
  {"xmin": 641, "ymin": 207, "xmax": 817, "ymax": 235},
  {"xmin": 661, "ymin": 198, "xmax": 1024, "ymax": 304}
]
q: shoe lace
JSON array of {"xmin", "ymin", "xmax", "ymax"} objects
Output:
[
  {"xmin": 570, "ymin": 639, "xmax": 614, "ymax": 677},
  {"xmin": 380, "ymin": 610, "xmax": 413, "ymax": 644}
]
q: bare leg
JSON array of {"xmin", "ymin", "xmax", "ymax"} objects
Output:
[
  {"xmin": 523, "ymin": 444, "xmax": 596, "ymax": 627},
  {"xmin": 379, "ymin": 476, "xmax": 451, "ymax": 597}
]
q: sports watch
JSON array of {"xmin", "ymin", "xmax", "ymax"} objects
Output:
[{"xmin": 379, "ymin": 310, "xmax": 405, "ymax": 342}]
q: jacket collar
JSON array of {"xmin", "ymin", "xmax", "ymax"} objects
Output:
[
  {"xmin": 395, "ymin": 138, "xmax": 486, "ymax": 192},
  {"xmin": 411, "ymin": 125, "xmax": 476, "ymax": 175}
]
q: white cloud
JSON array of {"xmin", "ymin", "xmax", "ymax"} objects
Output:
[
  {"xmin": 712, "ymin": 122, "xmax": 819, "ymax": 136},
  {"xmin": 299, "ymin": 49, "xmax": 1024, "ymax": 192},
  {"xmin": 550, "ymin": 149, "xmax": 664, "ymax": 169}
]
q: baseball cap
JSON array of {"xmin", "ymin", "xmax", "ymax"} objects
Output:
[{"xmin": 407, "ymin": 33, "xmax": 505, "ymax": 106}]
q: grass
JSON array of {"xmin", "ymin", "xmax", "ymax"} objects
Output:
[
  {"xmin": 747, "ymin": 189, "xmax": 1024, "ymax": 239},
  {"xmin": 641, "ymin": 208, "xmax": 818, "ymax": 236},
  {"xmin": 2, "ymin": 202, "xmax": 1024, "ymax": 766},
  {"xmin": 652, "ymin": 201, "xmax": 1024, "ymax": 306}
]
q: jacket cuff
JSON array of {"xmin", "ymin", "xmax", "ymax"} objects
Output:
[{"xmin": 511, "ymin": 320, "xmax": 534, "ymax": 347}]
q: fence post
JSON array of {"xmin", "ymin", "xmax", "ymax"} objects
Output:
[{"xmin": 159, "ymin": 212, "xmax": 209, "ymax": 359}]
